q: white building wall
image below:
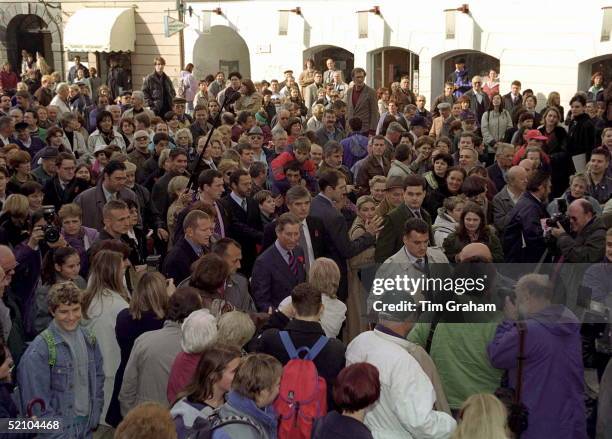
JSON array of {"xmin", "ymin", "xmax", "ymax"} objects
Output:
[{"xmin": 184, "ymin": 0, "xmax": 612, "ymax": 108}]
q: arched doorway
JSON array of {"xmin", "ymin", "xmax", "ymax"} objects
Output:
[
  {"xmin": 369, "ymin": 47, "xmax": 419, "ymax": 93},
  {"xmin": 192, "ymin": 26, "xmax": 251, "ymax": 79},
  {"xmin": 303, "ymin": 45, "xmax": 354, "ymax": 83},
  {"xmin": 577, "ymin": 54, "xmax": 612, "ymax": 93},
  {"xmin": 6, "ymin": 14, "xmax": 56, "ymax": 73},
  {"xmin": 431, "ymin": 50, "xmax": 500, "ymax": 98}
]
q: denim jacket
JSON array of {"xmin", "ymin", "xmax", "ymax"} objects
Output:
[{"xmin": 17, "ymin": 323, "xmax": 105, "ymax": 437}]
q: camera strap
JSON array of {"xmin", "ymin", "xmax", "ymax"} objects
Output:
[{"xmin": 515, "ymin": 321, "xmax": 527, "ymax": 404}]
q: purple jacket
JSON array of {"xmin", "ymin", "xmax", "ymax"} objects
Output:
[
  {"xmin": 487, "ymin": 305, "xmax": 587, "ymax": 439},
  {"xmin": 62, "ymin": 226, "xmax": 99, "ymax": 277},
  {"xmin": 340, "ymin": 132, "xmax": 369, "ymax": 171}
]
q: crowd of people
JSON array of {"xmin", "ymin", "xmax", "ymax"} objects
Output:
[{"xmin": 0, "ymin": 51, "xmax": 611, "ymax": 439}]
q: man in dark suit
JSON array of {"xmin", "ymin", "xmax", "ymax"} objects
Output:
[
  {"xmin": 463, "ymin": 75, "xmax": 491, "ymax": 127},
  {"xmin": 221, "ymin": 169, "xmax": 263, "ymax": 277},
  {"xmin": 486, "ymin": 143, "xmax": 515, "ymax": 192},
  {"xmin": 150, "ymin": 147, "xmax": 189, "ymax": 226},
  {"xmin": 251, "ymin": 213, "xmax": 307, "ymax": 312},
  {"xmin": 73, "ymin": 160, "xmax": 138, "ymax": 232},
  {"xmin": 503, "ymin": 171, "xmax": 551, "ymax": 263},
  {"xmin": 492, "ymin": 165, "xmax": 528, "ymax": 233},
  {"xmin": 375, "ymin": 174, "xmax": 433, "ymax": 263},
  {"xmin": 163, "ymin": 210, "xmax": 213, "ymax": 284},
  {"xmin": 0, "ymin": 116, "xmax": 15, "ymax": 147},
  {"xmin": 262, "ymin": 186, "xmax": 326, "ymax": 271},
  {"xmin": 42, "ymin": 152, "xmax": 88, "ymax": 210},
  {"xmin": 310, "ymin": 170, "xmax": 381, "ymax": 301},
  {"xmin": 503, "ymin": 80, "xmax": 523, "ymax": 119}
]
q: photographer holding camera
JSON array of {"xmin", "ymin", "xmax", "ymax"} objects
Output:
[{"xmin": 549, "ymin": 199, "xmax": 606, "ymax": 263}]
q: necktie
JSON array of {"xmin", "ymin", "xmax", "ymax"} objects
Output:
[
  {"xmin": 415, "ymin": 258, "xmax": 426, "ymax": 272},
  {"xmin": 241, "ymin": 199, "xmax": 247, "ymax": 211},
  {"xmin": 299, "ymin": 223, "xmax": 310, "ymax": 273},
  {"xmin": 413, "ymin": 209, "xmax": 422, "ymax": 220},
  {"xmin": 213, "ymin": 204, "xmax": 224, "ymax": 237},
  {"xmin": 288, "ymin": 251, "xmax": 298, "ymax": 275}
]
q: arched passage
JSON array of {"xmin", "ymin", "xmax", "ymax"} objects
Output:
[
  {"xmin": 303, "ymin": 45, "xmax": 354, "ymax": 83},
  {"xmin": 369, "ymin": 47, "xmax": 420, "ymax": 93},
  {"xmin": 2, "ymin": 9, "xmax": 62, "ymax": 74},
  {"xmin": 577, "ymin": 54, "xmax": 612, "ymax": 93},
  {"xmin": 431, "ymin": 50, "xmax": 500, "ymax": 98},
  {"xmin": 193, "ymin": 26, "xmax": 251, "ymax": 79}
]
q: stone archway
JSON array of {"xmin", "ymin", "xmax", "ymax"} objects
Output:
[
  {"xmin": 303, "ymin": 45, "xmax": 354, "ymax": 84},
  {"xmin": 0, "ymin": 2, "xmax": 63, "ymax": 74},
  {"xmin": 193, "ymin": 26, "xmax": 251, "ymax": 79},
  {"xmin": 430, "ymin": 49, "xmax": 500, "ymax": 98},
  {"xmin": 577, "ymin": 54, "xmax": 612, "ymax": 93}
]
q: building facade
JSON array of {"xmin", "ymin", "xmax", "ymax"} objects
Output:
[
  {"xmin": 182, "ymin": 0, "xmax": 612, "ymax": 108},
  {"xmin": 0, "ymin": 0, "xmax": 182, "ymax": 90}
]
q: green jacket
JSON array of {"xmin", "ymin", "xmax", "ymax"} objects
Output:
[
  {"xmin": 374, "ymin": 203, "xmax": 433, "ymax": 263},
  {"xmin": 407, "ymin": 314, "xmax": 504, "ymax": 409}
]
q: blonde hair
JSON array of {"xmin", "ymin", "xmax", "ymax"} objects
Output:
[
  {"xmin": 82, "ymin": 250, "xmax": 129, "ymax": 319},
  {"xmin": 231, "ymin": 353, "xmax": 283, "ymax": 400},
  {"xmin": 158, "ymin": 148, "xmax": 171, "ymax": 168},
  {"xmin": 123, "ymin": 161, "xmax": 137, "ymax": 173},
  {"xmin": 129, "ymin": 271, "xmax": 169, "ymax": 320},
  {"xmin": 58, "ymin": 203, "xmax": 82, "ymax": 222},
  {"xmin": 168, "ymin": 175, "xmax": 189, "ymax": 201},
  {"xmin": 452, "ymin": 393, "xmax": 508, "ymax": 439},
  {"xmin": 1, "ymin": 194, "xmax": 29, "ymax": 219},
  {"xmin": 308, "ymin": 257, "xmax": 341, "ymax": 299},
  {"xmin": 218, "ymin": 159, "xmax": 239, "ymax": 176},
  {"xmin": 217, "ymin": 311, "xmax": 256, "ymax": 348}
]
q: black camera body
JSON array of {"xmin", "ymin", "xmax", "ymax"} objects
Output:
[
  {"xmin": 41, "ymin": 205, "xmax": 60, "ymax": 244},
  {"xmin": 545, "ymin": 198, "xmax": 571, "ymax": 232}
]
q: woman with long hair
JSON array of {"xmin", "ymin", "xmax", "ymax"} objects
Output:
[
  {"xmin": 424, "ymin": 164, "xmax": 465, "ymax": 220},
  {"xmin": 481, "ymin": 93, "xmax": 512, "ymax": 148},
  {"xmin": 377, "ymin": 87, "xmax": 390, "ymax": 114},
  {"xmin": 106, "ymin": 271, "xmax": 171, "ymax": 426},
  {"xmin": 87, "ymin": 110, "xmax": 126, "ymax": 153},
  {"xmin": 82, "ymin": 250, "xmax": 130, "ymax": 428},
  {"xmin": 33, "ymin": 246, "xmax": 85, "ymax": 334},
  {"xmin": 588, "ymin": 71, "xmax": 604, "ymax": 101},
  {"xmin": 171, "ymin": 343, "xmax": 243, "ymax": 439},
  {"xmin": 442, "ymin": 202, "xmax": 503, "ymax": 263},
  {"xmin": 451, "ymin": 393, "xmax": 509, "ymax": 439},
  {"xmin": 235, "ymin": 79, "xmax": 263, "ymax": 114},
  {"xmin": 545, "ymin": 91, "xmax": 565, "ymax": 123}
]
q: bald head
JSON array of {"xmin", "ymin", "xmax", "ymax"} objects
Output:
[
  {"xmin": 568, "ymin": 199, "xmax": 594, "ymax": 233},
  {"xmin": 0, "ymin": 245, "xmax": 16, "ymax": 284},
  {"xmin": 518, "ymin": 158, "xmax": 535, "ymax": 178},
  {"xmin": 506, "ymin": 166, "xmax": 528, "ymax": 193},
  {"xmin": 457, "ymin": 243, "xmax": 493, "ymax": 263}
]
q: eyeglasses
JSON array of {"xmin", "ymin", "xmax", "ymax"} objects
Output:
[{"xmin": 136, "ymin": 136, "xmax": 148, "ymax": 141}]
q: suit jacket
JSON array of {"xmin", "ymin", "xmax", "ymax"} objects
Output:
[
  {"xmin": 345, "ymin": 85, "xmax": 379, "ymax": 133},
  {"xmin": 172, "ymin": 199, "xmax": 230, "ymax": 244},
  {"xmin": 250, "ymin": 244, "xmax": 306, "ymax": 311},
  {"xmin": 503, "ymin": 92, "xmax": 523, "ymax": 117},
  {"xmin": 486, "ymin": 162, "xmax": 506, "ymax": 193},
  {"xmin": 262, "ymin": 216, "xmax": 327, "ymax": 259},
  {"xmin": 370, "ymin": 246, "xmax": 450, "ymax": 305},
  {"xmin": 304, "ymin": 82, "xmax": 322, "ymax": 114},
  {"xmin": 151, "ymin": 171, "xmax": 188, "ymax": 226},
  {"xmin": 502, "ymin": 192, "xmax": 549, "ymax": 263},
  {"xmin": 463, "ymin": 89, "xmax": 491, "ymax": 126},
  {"xmin": 310, "ymin": 194, "xmax": 375, "ymax": 301},
  {"xmin": 374, "ymin": 203, "xmax": 433, "ymax": 263},
  {"xmin": 42, "ymin": 176, "xmax": 89, "ymax": 211},
  {"xmin": 162, "ymin": 237, "xmax": 200, "ymax": 285},
  {"xmin": 221, "ymin": 194, "xmax": 263, "ymax": 277},
  {"xmin": 492, "ymin": 186, "xmax": 518, "ymax": 233},
  {"xmin": 225, "ymin": 273, "xmax": 256, "ymax": 312},
  {"xmin": 74, "ymin": 182, "xmax": 138, "ymax": 231}
]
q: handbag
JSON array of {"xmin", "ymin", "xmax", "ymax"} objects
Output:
[{"xmin": 495, "ymin": 321, "xmax": 529, "ymax": 437}]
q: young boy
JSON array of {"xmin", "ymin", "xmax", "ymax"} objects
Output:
[
  {"xmin": 270, "ymin": 136, "xmax": 317, "ymax": 193},
  {"xmin": 17, "ymin": 282, "xmax": 104, "ymax": 438}
]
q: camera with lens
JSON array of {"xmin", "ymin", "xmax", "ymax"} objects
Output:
[
  {"xmin": 545, "ymin": 199, "xmax": 570, "ymax": 233},
  {"xmin": 41, "ymin": 205, "xmax": 60, "ymax": 244}
]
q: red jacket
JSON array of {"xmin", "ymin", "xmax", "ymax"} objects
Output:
[
  {"xmin": 166, "ymin": 351, "xmax": 202, "ymax": 404},
  {"xmin": 0, "ymin": 70, "xmax": 18, "ymax": 91},
  {"xmin": 271, "ymin": 151, "xmax": 317, "ymax": 181}
]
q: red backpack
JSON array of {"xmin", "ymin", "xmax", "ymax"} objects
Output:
[{"xmin": 274, "ymin": 331, "xmax": 329, "ymax": 439}]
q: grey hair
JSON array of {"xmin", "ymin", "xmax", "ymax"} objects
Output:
[
  {"xmin": 516, "ymin": 273, "xmax": 553, "ymax": 300},
  {"xmin": 55, "ymin": 82, "xmax": 69, "ymax": 93},
  {"xmin": 216, "ymin": 311, "xmax": 256, "ymax": 348},
  {"xmin": 131, "ymin": 90, "xmax": 145, "ymax": 101},
  {"xmin": 180, "ymin": 309, "xmax": 218, "ymax": 353}
]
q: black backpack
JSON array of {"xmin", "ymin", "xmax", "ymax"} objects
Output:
[{"xmin": 186, "ymin": 412, "xmax": 264, "ymax": 439}]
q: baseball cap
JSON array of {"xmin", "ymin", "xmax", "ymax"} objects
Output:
[
  {"xmin": 525, "ymin": 130, "xmax": 547, "ymax": 141},
  {"xmin": 385, "ymin": 176, "xmax": 405, "ymax": 191}
]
